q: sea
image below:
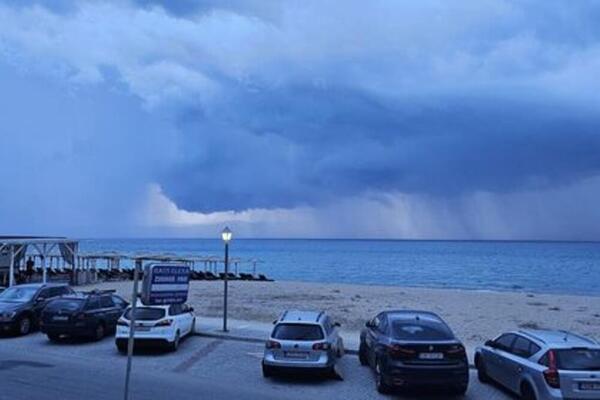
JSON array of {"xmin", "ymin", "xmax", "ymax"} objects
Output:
[{"xmin": 80, "ymin": 239, "xmax": 600, "ymax": 296}]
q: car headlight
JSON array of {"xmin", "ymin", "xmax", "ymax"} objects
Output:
[{"xmin": 0, "ymin": 311, "xmax": 16, "ymax": 320}]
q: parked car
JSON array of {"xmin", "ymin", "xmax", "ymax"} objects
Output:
[
  {"xmin": 0, "ymin": 283, "xmax": 73, "ymax": 335},
  {"xmin": 262, "ymin": 310, "xmax": 344, "ymax": 378},
  {"xmin": 40, "ymin": 290, "xmax": 129, "ymax": 341},
  {"xmin": 475, "ymin": 329, "xmax": 600, "ymax": 400},
  {"xmin": 115, "ymin": 301, "xmax": 196, "ymax": 353},
  {"xmin": 359, "ymin": 310, "xmax": 469, "ymax": 395}
]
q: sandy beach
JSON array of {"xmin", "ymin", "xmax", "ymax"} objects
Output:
[{"xmin": 81, "ymin": 280, "xmax": 600, "ymax": 348}]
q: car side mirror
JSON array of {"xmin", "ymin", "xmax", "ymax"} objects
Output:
[
  {"xmin": 365, "ymin": 321, "xmax": 374, "ymax": 328},
  {"xmin": 273, "ymin": 320, "xmax": 278, "ymax": 325},
  {"xmin": 485, "ymin": 340, "xmax": 495, "ymax": 348},
  {"xmin": 333, "ymin": 322, "xmax": 341, "ymax": 328}
]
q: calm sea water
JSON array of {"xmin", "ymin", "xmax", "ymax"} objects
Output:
[{"xmin": 80, "ymin": 239, "xmax": 600, "ymax": 296}]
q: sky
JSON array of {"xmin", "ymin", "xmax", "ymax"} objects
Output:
[{"xmin": 1, "ymin": 0, "xmax": 600, "ymax": 240}]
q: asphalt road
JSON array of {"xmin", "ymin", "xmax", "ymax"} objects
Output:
[{"xmin": 0, "ymin": 332, "xmax": 516, "ymax": 400}]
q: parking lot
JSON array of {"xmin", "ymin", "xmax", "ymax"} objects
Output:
[{"xmin": 0, "ymin": 331, "xmax": 515, "ymax": 400}]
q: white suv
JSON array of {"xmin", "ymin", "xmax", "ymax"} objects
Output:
[
  {"xmin": 262, "ymin": 310, "xmax": 344, "ymax": 378},
  {"xmin": 115, "ymin": 301, "xmax": 196, "ymax": 352}
]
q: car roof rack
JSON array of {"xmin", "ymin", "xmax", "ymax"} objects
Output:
[
  {"xmin": 315, "ymin": 311, "xmax": 324, "ymax": 322},
  {"xmin": 517, "ymin": 330, "xmax": 546, "ymax": 344},
  {"xmin": 78, "ymin": 289, "xmax": 117, "ymax": 295}
]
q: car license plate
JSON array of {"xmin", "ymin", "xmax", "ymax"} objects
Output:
[
  {"xmin": 135, "ymin": 326, "xmax": 151, "ymax": 332},
  {"xmin": 53, "ymin": 316, "xmax": 69, "ymax": 321},
  {"xmin": 285, "ymin": 351, "xmax": 308, "ymax": 359},
  {"xmin": 579, "ymin": 382, "xmax": 600, "ymax": 391},
  {"xmin": 419, "ymin": 352, "xmax": 444, "ymax": 360}
]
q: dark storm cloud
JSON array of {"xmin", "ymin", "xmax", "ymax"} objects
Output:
[
  {"xmin": 1, "ymin": 0, "xmax": 600, "ymax": 238},
  {"xmin": 162, "ymin": 83, "xmax": 600, "ymax": 212}
]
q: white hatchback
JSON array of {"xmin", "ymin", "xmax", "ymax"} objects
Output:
[{"xmin": 115, "ymin": 301, "xmax": 196, "ymax": 352}]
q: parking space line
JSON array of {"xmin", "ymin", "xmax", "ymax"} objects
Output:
[{"xmin": 172, "ymin": 339, "xmax": 223, "ymax": 373}]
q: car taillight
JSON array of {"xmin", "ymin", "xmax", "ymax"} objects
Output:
[
  {"xmin": 387, "ymin": 344, "xmax": 416, "ymax": 359},
  {"xmin": 154, "ymin": 319, "xmax": 173, "ymax": 327},
  {"xmin": 117, "ymin": 319, "xmax": 129, "ymax": 327},
  {"xmin": 265, "ymin": 340, "xmax": 281, "ymax": 349},
  {"xmin": 543, "ymin": 350, "xmax": 560, "ymax": 389},
  {"xmin": 446, "ymin": 344, "xmax": 466, "ymax": 358},
  {"xmin": 312, "ymin": 342, "xmax": 331, "ymax": 351}
]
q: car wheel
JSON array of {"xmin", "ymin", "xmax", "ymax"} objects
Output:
[
  {"xmin": 94, "ymin": 323, "xmax": 106, "ymax": 341},
  {"xmin": 47, "ymin": 333, "xmax": 61, "ymax": 342},
  {"xmin": 476, "ymin": 356, "xmax": 491, "ymax": 384},
  {"xmin": 170, "ymin": 331, "xmax": 180, "ymax": 352},
  {"xmin": 521, "ymin": 382, "xmax": 537, "ymax": 400},
  {"xmin": 451, "ymin": 383, "xmax": 468, "ymax": 396},
  {"xmin": 337, "ymin": 339, "xmax": 345, "ymax": 358},
  {"xmin": 116, "ymin": 342, "xmax": 127, "ymax": 354},
  {"xmin": 375, "ymin": 358, "xmax": 392, "ymax": 394},
  {"xmin": 262, "ymin": 362, "xmax": 273, "ymax": 378},
  {"xmin": 18, "ymin": 316, "xmax": 32, "ymax": 336},
  {"xmin": 358, "ymin": 342, "xmax": 368, "ymax": 366}
]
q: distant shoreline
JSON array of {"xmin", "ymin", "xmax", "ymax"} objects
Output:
[{"xmin": 79, "ymin": 237, "xmax": 600, "ymax": 244}]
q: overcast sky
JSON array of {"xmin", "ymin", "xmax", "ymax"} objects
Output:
[{"xmin": 1, "ymin": 0, "xmax": 600, "ymax": 240}]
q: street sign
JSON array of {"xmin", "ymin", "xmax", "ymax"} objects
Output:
[{"xmin": 141, "ymin": 263, "xmax": 190, "ymax": 305}]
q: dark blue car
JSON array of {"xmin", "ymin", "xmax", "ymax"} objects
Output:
[{"xmin": 359, "ymin": 310, "xmax": 469, "ymax": 395}]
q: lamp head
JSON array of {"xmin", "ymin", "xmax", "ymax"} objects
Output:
[{"xmin": 221, "ymin": 227, "xmax": 232, "ymax": 243}]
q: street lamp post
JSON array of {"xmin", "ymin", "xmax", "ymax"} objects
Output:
[{"xmin": 221, "ymin": 227, "xmax": 232, "ymax": 332}]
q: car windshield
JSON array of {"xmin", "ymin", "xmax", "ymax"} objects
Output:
[
  {"xmin": 124, "ymin": 307, "xmax": 166, "ymax": 321},
  {"xmin": 272, "ymin": 323, "xmax": 324, "ymax": 341},
  {"xmin": 555, "ymin": 349, "xmax": 600, "ymax": 371},
  {"xmin": 391, "ymin": 321, "xmax": 454, "ymax": 341},
  {"xmin": 45, "ymin": 298, "xmax": 84, "ymax": 312},
  {"xmin": 0, "ymin": 286, "xmax": 38, "ymax": 303}
]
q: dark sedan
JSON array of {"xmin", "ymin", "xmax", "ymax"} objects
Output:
[
  {"xmin": 41, "ymin": 291, "xmax": 128, "ymax": 341},
  {"xmin": 0, "ymin": 283, "xmax": 73, "ymax": 336},
  {"xmin": 359, "ymin": 310, "xmax": 469, "ymax": 395}
]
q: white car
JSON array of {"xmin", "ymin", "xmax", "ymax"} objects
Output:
[{"xmin": 115, "ymin": 302, "xmax": 196, "ymax": 352}]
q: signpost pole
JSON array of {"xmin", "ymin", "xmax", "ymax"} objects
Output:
[
  {"xmin": 223, "ymin": 242, "xmax": 229, "ymax": 332},
  {"xmin": 124, "ymin": 258, "xmax": 141, "ymax": 400}
]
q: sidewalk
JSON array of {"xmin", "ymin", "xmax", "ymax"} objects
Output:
[{"xmin": 194, "ymin": 316, "xmax": 361, "ymax": 354}]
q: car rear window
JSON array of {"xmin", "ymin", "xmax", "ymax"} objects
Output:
[
  {"xmin": 555, "ymin": 349, "xmax": 600, "ymax": 371},
  {"xmin": 272, "ymin": 323, "xmax": 324, "ymax": 341},
  {"xmin": 46, "ymin": 298, "xmax": 84, "ymax": 312},
  {"xmin": 124, "ymin": 307, "xmax": 165, "ymax": 321},
  {"xmin": 391, "ymin": 321, "xmax": 454, "ymax": 340}
]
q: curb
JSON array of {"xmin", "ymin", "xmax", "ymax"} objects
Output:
[
  {"xmin": 195, "ymin": 331, "xmax": 359, "ymax": 355},
  {"xmin": 195, "ymin": 331, "xmax": 475, "ymax": 368}
]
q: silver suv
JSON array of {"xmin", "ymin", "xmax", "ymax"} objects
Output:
[
  {"xmin": 262, "ymin": 310, "xmax": 344, "ymax": 378},
  {"xmin": 475, "ymin": 329, "xmax": 600, "ymax": 400}
]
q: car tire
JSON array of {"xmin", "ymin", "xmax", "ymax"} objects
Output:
[
  {"xmin": 337, "ymin": 339, "xmax": 345, "ymax": 358},
  {"xmin": 521, "ymin": 382, "xmax": 537, "ymax": 400},
  {"xmin": 47, "ymin": 333, "xmax": 61, "ymax": 342},
  {"xmin": 116, "ymin": 342, "xmax": 127, "ymax": 354},
  {"xmin": 476, "ymin": 356, "xmax": 491, "ymax": 384},
  {"xmin": 262, "ymin": 362, "xmax": 273, "ymax": 378},
  {"xmin": 17, "ymin": 316, "xmax": 32, "ymax": 336},
  {"xmin": 358, "ymin": 342, "xmax": 368, "ymax": 366},
  {"xmin": 451, "ymin": 383, "xmax": 468, "ymax": 396},
  {"xmin": 94, "ymin": 323, "xmax": 106, "ymax": 341},
  {"xmin": 170, "ymin": 331, "xmax": 180, "ymax": 352},
  {"xmin": 375, "ymin": 358, "xmax": 392, "ymax": 394}
]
